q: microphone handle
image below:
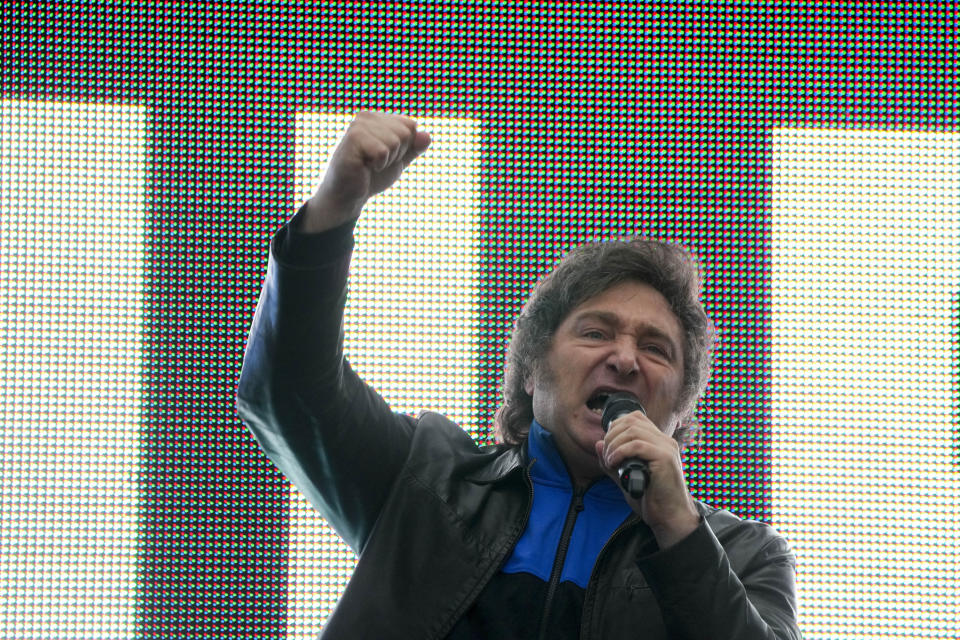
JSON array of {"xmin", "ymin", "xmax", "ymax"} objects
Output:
[
  {"xmin": 618, "ymin": 459, "xmax": 649, "ymax": 499},
  {"xmin": 600, "ymin": 392, "xmax": 652, "ymax": 500}
]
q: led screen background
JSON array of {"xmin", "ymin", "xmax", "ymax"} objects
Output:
[{"xmin": 2, "ymin": 2, "xmax": 957, "ymax": 638}]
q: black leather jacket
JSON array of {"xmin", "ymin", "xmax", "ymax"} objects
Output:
[{"xmin": 236, "ymin": 224, "xmax": 802, "ymax": 639}]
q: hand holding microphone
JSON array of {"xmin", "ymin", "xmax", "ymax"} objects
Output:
[
  {"xmin": 600, "ymin": 392, "xmax": 650, "ymax": 499},
  {"xmin": 598, "ymin": 390, "xmax": 701, "ymax": 547}
]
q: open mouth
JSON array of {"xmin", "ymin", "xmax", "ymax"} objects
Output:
[{"xmin": 586, "ymin": 393, "xmax": 611, "ymax": 416}]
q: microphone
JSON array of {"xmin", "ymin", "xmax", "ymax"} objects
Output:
[{"xmin": 600, "ymin": 392, "xmax": 650, "ymax": 499}]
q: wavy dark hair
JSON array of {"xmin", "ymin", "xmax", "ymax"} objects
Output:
[{"xmin": 495, "ymin": 237, "xmax": 715, "ymax": 449}]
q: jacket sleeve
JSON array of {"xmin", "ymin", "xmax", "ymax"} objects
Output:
[
  {"xmin": 637, "ymin": 515, "xmax": 802, "ymax": 640},
  {"xmin": 235, "ymin": 220, "xmax": 416, "ymax": 554}
]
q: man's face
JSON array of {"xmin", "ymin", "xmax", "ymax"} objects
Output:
[{"xmin": 525, "ymin": 280, "xmax": 685, "ymax": 484}]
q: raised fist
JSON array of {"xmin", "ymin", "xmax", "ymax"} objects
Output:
[{"xmin": 301, "ymin": 111, "xmax": 432, "ymax": 233}]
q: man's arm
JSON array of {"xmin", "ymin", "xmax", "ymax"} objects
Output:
[
  {"xmin": 637, "ymin": 512, "xmax": 801, "ymax": 639},
  {"xmin": 599, "ymin": 412, "xmax": 800, "ymax": 638},
  {"xmin": 236, "ymin": 112, "xmax": 432, "ymax": 552}
]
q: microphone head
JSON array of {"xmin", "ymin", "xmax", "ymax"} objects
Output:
[{"xmin": 600, "ymin": 392, "xmax": 646, "ymax": 432}]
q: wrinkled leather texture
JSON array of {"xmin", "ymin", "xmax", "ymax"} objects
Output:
[{"xmin": 237, "ymin": 231, "xmax": 803, "ymax": 639}]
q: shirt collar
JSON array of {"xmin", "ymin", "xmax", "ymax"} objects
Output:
[{"xmin": 527, "ymin": 420, "xmax": 625, "ymax": 502}]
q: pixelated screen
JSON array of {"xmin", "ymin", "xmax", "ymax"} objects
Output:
[{"xmin": 2, "ymin": 3, "xmax": 957, "ymax": 638}]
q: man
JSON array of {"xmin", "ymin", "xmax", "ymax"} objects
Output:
[{"xmin": 237, "ymin": 111, "xmax": 801, "ymax": 638}]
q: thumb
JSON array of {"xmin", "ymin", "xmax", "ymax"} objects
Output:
[{"xmin": 402, "ymin": 129, "xmax": 432, "ymax": 167}]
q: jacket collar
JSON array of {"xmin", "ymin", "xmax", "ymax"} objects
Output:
[
  {"xmin": 463, "ymin": 421, "xmax": 621, "ymax": 498},
  {"xmin": 463, "ymin": 441, "xmax": 529, "ymax": 484}
]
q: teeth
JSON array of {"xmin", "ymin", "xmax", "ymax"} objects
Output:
[{"xmin": 586, "ymin": 393, "xmax": 611, "ymax": 412}]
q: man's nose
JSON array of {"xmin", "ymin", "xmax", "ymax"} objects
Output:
[{"xmin": 606, "ymin": 340, "xmax": 640, "ymax": 376}]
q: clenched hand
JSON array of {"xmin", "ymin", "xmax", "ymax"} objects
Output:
[{"xmin": 302, "ymin": 111, "xmax": 432, "ymax": 233}]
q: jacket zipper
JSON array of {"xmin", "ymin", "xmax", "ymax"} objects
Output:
[
  {"xmin": 537, "ymin": 486, "xmax": 586, "ymax": 640},
  {"xmin": 579, "ymin": 516, "xmax": 641, "ymax": 638}
]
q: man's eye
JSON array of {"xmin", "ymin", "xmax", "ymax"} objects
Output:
[
  {"xmin": 583, "ymin": 330, "xmax": 606, "ymax": 340},
  {"xmin": 642, "ymin": 344, "xmax": 670, "ymax": 358}
]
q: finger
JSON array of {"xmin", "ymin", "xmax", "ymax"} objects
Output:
[
  {"xmin": 356, "ymin": 110, "xmax": 416, "ymax": 139},
  {"xmin": 373, "ymin": 121, "xmax": 407, "ymax": 166},
  {"xmin": 603, "ymin": 415, "xmax": 656, "ymax": 449},
  {"xmin": 357, "ymin": 112, "xmax": 424, "ymax": 168},
  {"xmin": 607, "ymin": 410, "xmax": 650, "ymax": 431},
  {"xmin": 346, "ymin": 116, "xmax": 397, "ymax": 164},
  {"xmin": 391, "ymin": 113, "xmax": 420, "ymax": 131},
  {"xmin": 363, "ymin": 129, "xmax": 405, "ymax": 171},
  {"xmin": 401, "ymin": 130, "xmax": 431, "ymax": 167},
  {"xmin": 383, "ymin": 114, "xmax": 420, "ymax": 146},
  {"xmin": 603, "ymin": 422, "xmax": 676, "ymax": 467},
  {"xmin": 388, "ymin": 115, "xmax": 430, "ymax": 158},
  {"xmin": 339, "ymin": 123, "xmax": 388, "ymax": 171},
  {"xmin": 371, "ymin": 115, "xmax": 414, "ymax": 162},
  {"xmin": 596, "ymin": 441, "xmax": 623, "ymax": 485},
  {"xmin": 359, "ymin": 138, "xmax": 392, "ymax": 172},
  {"xmin": 596, "ymin": 440, "xmax": 622, "ymax": 476},
  {"xmin": 604, "ymin": 438, "xmax": 658, "ymax": 469},
  {"xmin": 602, "ymin": 413, "xmax": 649, "ymax": 444},
  {"xmin": 379, "ymin": 131, "xmax": 406, "ymax": 169}
]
